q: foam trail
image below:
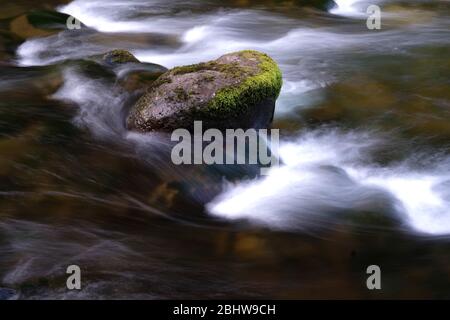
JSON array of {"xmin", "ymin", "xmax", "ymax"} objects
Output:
[{"xmin": 208, "ymin": 130, "xmax": 450, "ymax": 235}]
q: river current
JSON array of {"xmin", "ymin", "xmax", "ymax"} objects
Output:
[{"xmin": 1, "ymin": 0, "xmax": 450, "ymax": 298}]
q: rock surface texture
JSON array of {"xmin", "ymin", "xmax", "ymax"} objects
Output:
[{"xmin": 127, "ymin": 50, "xmax": 282, "ymax": 132}]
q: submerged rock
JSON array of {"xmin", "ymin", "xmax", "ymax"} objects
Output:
[
  {"xmin": 26, "ymin": 10, "xmax": 82, "ymax": 30},
  {"xmin": 71, "ymin": 59, "xmax": 117, "ymax": 81},
  {"xmin": 127, "ymin": 50, "xmax": 282, "ymax": 132}
]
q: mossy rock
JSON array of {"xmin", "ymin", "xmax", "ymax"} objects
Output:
[
  {"xmin": 127, "ymin": 50, "xmax": 282, "ymax": 132},
  {"xmin": 93, "ymin": 49, "xmax": 168, "ymax": 91}
]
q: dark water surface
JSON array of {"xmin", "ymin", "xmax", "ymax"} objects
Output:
[{"xmin": 0, "ymin": 0, "xmax": 450, "ymax": 299}]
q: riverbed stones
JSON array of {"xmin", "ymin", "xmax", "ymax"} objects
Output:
[{"xmin": 127, "ymin": 50, "xmax": 282, "ymax": 132}]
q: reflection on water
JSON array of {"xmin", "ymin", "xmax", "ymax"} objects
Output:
[{"xmin": 0, "ymin": 0, "xmax": 450, "ymax": 299}]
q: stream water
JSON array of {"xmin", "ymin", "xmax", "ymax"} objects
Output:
[{"xmin": 0, "ymin": 0, "xmax": 450, "ymax": 299}]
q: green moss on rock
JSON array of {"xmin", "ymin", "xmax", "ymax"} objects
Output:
[
  {"xmin": 204, "ymin": 50, "xmax": 282, "ymax": 117},
  {"xmin": 174, "ymin": 87, "xmax": 189, "ymax": 101}
]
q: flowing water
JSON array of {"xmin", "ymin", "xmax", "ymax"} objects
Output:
[{"xmin": 1, "ymin": 0, "xmax": 450, "ymax": 299}]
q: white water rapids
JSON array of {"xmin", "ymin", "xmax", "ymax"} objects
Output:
[{"xmin": 15, "ymin": 0, "xmax": 450, "ymax": 235}]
